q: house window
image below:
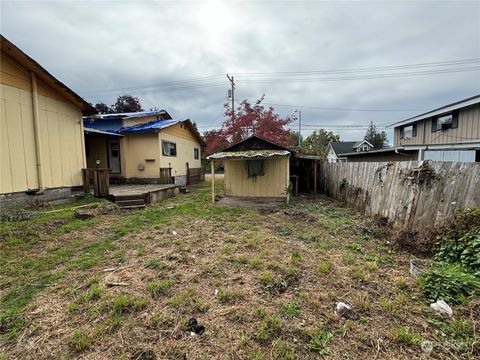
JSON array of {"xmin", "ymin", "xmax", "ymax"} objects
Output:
[
  {"xmin": 194, "ymin": 148, "xmax": 199, "ymax": 160},
  {"xmin": 359, "ymin": 145, "xmax": 369, "ymax": 152},
  {"xmin": 400, "ymin": 124, "xmax": 417, "ymax": 139},
  {"xmin": 432, "ymin": 111, "xmax": 459, "ymax": 132},
  {"xmin": 162, "ymin": 141, "xmax": 177, "ymax": 156}
]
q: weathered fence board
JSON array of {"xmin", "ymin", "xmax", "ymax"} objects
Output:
[{"xmin": 321, "ymin": 160, "xmax": 480, "ymax": 234}]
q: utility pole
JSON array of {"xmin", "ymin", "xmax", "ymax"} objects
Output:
[
  {"xmin": 226, "ymin": 74, "xmax": 235, "ymax": 121},
  {"xmin": 295, "ymin": 109, "xmax": 302, "ymax": 146}
]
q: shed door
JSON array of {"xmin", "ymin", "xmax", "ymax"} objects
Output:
[{"xmin": 107, "ymin": 139, "xmax": 121, "ymax": 174}]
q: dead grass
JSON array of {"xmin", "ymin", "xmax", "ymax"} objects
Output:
[{"xmin": 0, "ymin": 188, "xmax": 478, "ymax": 359}]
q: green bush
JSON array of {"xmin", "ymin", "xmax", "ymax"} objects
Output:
[
  {"xmin": 418, "ymin": 263, "xmax": 480, "ymax": 303},
  {"xmin": 434, "ymin": 209, "xmax": 480, "ymax": 274}
]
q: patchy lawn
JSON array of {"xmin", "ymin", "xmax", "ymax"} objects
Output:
[{"xmin": 0, "ymin": 187, "xmax": 478, "ymax": 359}]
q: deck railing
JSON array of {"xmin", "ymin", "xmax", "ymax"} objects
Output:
[
  {"xmin": 159, "ymin": 167, "xmax": 173, "ymax": 184},
  {"xmin": 82, "ymin": 168, "xmax": 110, "ymax": 197}
]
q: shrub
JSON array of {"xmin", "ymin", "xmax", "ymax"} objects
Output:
[
  {"xmin": 435, "ymin": 227, "xmax": 480, "ymax": 275},
  {"xmin": 418, "ymin": 263, "xmax": 480, "ymax": 303}
]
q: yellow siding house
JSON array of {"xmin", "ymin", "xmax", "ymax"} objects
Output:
[
  {"xmin": 84, "ymin": 113, "xmax": 204, "ymax": 185},
  {"xmin": 0, "ymin": 35, "xmax": 95, "ymax": 200}
]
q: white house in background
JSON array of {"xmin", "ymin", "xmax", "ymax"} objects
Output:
[{"xmin": 327, "ymin": 140, "xmax": 374, "ymax": 162}]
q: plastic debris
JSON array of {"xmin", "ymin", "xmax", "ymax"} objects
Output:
[
  {"xmin": 172, "ymin": 230, "xmax": 177, "ymax": 236},
  {"xmin": 430, "ymin": 300, "xmax": 453, "ymax": 317},
  {"xmin": 335, "ymin": 302, "xmax": 352, "ymax": 317},
  {"xmin": 187, "ymin": 318, "xmax": 205, "ymax": 335}
]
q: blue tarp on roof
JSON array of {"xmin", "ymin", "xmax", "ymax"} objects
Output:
[{"xmin": 116, "ymin": 119, "xmax": 183, "ymax": 134}]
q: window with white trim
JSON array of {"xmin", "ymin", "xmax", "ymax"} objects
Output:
[{"xmin": 162, "ymin": 141, "xmax": 177, "ymax": 156}]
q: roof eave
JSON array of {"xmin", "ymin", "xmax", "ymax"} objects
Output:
[
  {"xmin": 1, "ymin": 35, "xmax": 96, "ymax": 115},
  {"xmin": 388, "ymin": 95, "xmax": 480, "ymax": 128}
]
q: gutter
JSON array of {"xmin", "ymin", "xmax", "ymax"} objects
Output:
[{"xmin": 31, "ymin": 71, "xmax": 45, "ymax": 192}]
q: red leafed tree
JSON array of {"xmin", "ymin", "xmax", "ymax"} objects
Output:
[{"xmin": 204, "ymin": 96, "xmax": 296, "ymax": 155}]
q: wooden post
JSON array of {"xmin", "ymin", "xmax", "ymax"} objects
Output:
[
  {"xmin": 211, "ymin": 161, "xmax": 215, "ymax": 205},
  {"xmin": 313, "ymin": 160, "xmax": 317, "ymax": 194}
]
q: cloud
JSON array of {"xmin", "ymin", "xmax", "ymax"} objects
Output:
[{"xmin": 2, "ymin": 0, "xmax": 479, "ymax": 142}]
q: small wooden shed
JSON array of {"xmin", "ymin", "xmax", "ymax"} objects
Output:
[{"xmin": 207, "ymin": 136, "xmax": 291, "ymax": 203}]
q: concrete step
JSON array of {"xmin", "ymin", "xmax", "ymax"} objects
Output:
[
  {"xmin": 115, "ymin": 198, "xmax": 145, "ymax": 207},
  {"xmin": 120, "ymin": 204, "xmax": 146, "ymax": 210},
  {"xmin": 114, "ymin": 194, "xmax": 148, "ymax": 201}
]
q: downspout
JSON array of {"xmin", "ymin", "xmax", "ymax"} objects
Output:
[{"xmin": 31, "ymin": 72, "xmax": 45, "ymax": 192}]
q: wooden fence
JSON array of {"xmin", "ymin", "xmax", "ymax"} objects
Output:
[
  {"xmin": 187, "ymin": 167, "xmax": 205, "ymax": 185},
  {"xmin": 321, "ymin": 160, "xmax": 480, "ymax": 234}
]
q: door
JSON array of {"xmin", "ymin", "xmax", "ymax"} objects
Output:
[{"xmin": 107, "ymin": 139, "xmax": 121, "ymax": 174}]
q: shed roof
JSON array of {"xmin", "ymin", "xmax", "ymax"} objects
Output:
[
  {"xmin": 221, "ymin": 135, "xmax": 291, "ymax": 152},
  {"xmin": 1, "ymin": 35, "xmax": 95, "ymax": 115},
  {"xmin": 207, "ymin": 150, "xmax": 290, "ymax": 160}
]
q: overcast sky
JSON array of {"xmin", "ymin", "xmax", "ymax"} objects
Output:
[{"xmin": 2, "ymin": 0, "xmax": 479, "ymax": 142}]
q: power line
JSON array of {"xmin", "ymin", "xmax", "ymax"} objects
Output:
[
  {"xmin": 82, "ymin": 74, "xmax": 225, "ymax": 95},
  {"xmin": 237, "ymin": 67, "xmax": 480, "ymax": 84},
  {"xmin": 230, "ymin": 58, "xmax": 480, "ymax": 77},
  {"xmin": 263, "ymin": 102, "xmax": 426, "ymax": 112}
]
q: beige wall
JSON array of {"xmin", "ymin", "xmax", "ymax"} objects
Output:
[
  {"xmin": 394, "ymin": 104, "xmax": 480, "ymax": 146},
  {"xmin": 123, "ymin": 132, "xmax": 160, "ymax": 178},
  {"xmin": 224, "ymin": 157, "xmax": 289, "ymax": 198},
  {"xmin": 1, "ymin": 54, "xmax": 85, "ymax": 194},
  {"xmin": 159, "ymin": 123, "xmax": 201, "ymax": 177}
]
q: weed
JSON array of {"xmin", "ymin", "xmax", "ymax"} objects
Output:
[
  {"xmin": 346, "ymin": 242, "xmax": 363, "ymax": 252},
  {"xmin": 279, "ymin": 223, "xmax": 294, "ymax": 236},
  {"xmin": 291, "ymin": 251, "xmax": 301, "ymax": 266},
  {"xmin": 225, "ymin": 235, "xmax": 236, "ymax": 243},
  {"xmin": 379, "ymin": 296, "xmax": 398, "ymax": 316},
  {"xmin": 342, "ymin": 253, "xmax": 356, "ymax": 265},
  {"xmin": 145, "ymin": 258, "xmax": 169, "ymax": 271},
  {"xmin": 390, "ymin": 326, "xmax": 422, "ymax": 346},
  {"xmin": 272, "ymin": 338, "xmax": 296, "ymax": 360},
  {"xmin": 147, "ymin": 279, "xmax": 174, "ymax": 298},
  {"xmin": 249, "ymin": 257, "xmax": 263, "ymax": 269},
  {"xmin": 317, "ymin": 262, "xmax": 332, "ymax": 274},
  {"xmin": 111, "ymin": 295, "xmax": 147, "ymax": 314},
  {"xmin": 256, "ymin": 315, "xmax": 282, "ymax": 341},
  {"xmin": 281, "ymin": 301, "xmax": 300, "ymax": 318},
  {"xmin": 394, "ymin": 277, "xmax": 408, "ymax": 290},
  {"xmin": 364, "ymin": 261, "xmax": 378, "ymax": 271},
  {"xmin": 217, "ymin": 287, "xmax": 246, "ymax": 303},
  {"xmin": 259, "ymin": 271, "xmax": 274, "ymax": 286},
  {"xmin": 69, "ymin": 329, "xmax": 93, "ymax": 352},
  {"xmin": 350, "ymin": 267, "xmax": 366, "ymax": 281},
  {"xmin": 168, "ymin": 288, "xmax": 209, "ymax": 313},
  {"xmin": 108, "ymin": 314, "xmax": 123, "ymax": 332},
  {"xmin": 304, "ymin": 328, "xmax": 333, "ymax": 354}
]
